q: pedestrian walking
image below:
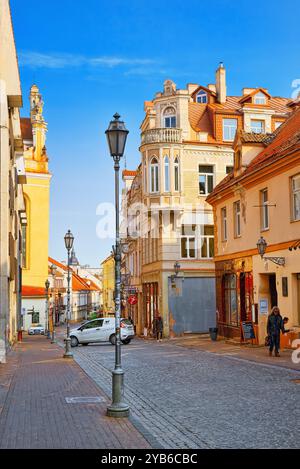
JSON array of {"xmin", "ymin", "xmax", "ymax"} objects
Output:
[
  {"xmin": 266, "ymin": 306, "xmax": 285, "ymax": 357},
  {"xmin": 154, "ymin": 315, "xmax": 163, "ymax": 342}
]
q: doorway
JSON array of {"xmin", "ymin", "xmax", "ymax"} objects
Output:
[{"xmin": 269, "ymin": 274, "xmax": 278, "ymax": 308}]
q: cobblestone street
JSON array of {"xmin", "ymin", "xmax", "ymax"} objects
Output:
[{"xmin": 70, "ymin": 338, "xmax": 300, "ymax": 449}]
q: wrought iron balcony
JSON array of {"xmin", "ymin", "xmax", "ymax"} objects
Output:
[{"xmin": 141, "ymin": 128, "xmax": 182, "ymax": 145}]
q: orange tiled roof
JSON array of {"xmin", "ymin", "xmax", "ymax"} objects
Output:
[
  {"xmin": 188, "ymin": 95, "xmax": 292, "ymax": 143},
  {"xmin": 123, "ymin": 170, "xmax": 137, "ymax": 177},
  {"xmin": 238, "ymin": 130, "xmax": 273, "ymax": 144},
  {"xmin": 20, "ymin": 118, "xmax": 33, "ymax": 141},
  {"xmin": 49, "ymin": 257, "xmax": 101, "ymax": 292},
  {"xmin": 239, "ymin": 88, "xmax": 271, "ymax": 104},
  {"xmin": 22, "ymin": 286, "xmax": 45, "ymax": 297},
  {"xmin": 245, "ymin": 106, "xmax": 300, "ymax": 173},
  {"xmin": 207, "ymin": 106, "xmax": 300, "ymax": 199}
]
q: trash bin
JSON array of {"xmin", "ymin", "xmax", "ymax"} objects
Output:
[{"xmin": 209, "ymin": 327, "xmax": 218, "ymax": 341}]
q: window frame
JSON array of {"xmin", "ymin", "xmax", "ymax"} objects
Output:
[
  {"xmin": 199, "ymin": 165, "xmax": 214, "ymax": 196},
  {"xmin": 253, "ymin": 91, "xmax": 267, "ymax": 105},
  {"xmin": 196, "ymin": 90, "xmax": 208, "ymax": 104},
  {"xmin": 250, "ymin": 119, "xmax": 265, "ymax": 134},
  {"xmin": 291, "ymin": 174, "xmax": 300, "ymax": 222},
  {"xmin": 163, "ymin": 106, "xmax": 177, "ymax": 128},
  {"xmin": 199, "ymin": 225, "xmax": 215, "ymax": 259},
  {"xmin": 260, "ymin": 188, "xmax": 269, "ymax": 231},
  {"xmin": 149, "ymin": 157, "xmax": 159, "ymax": 193},
  {"xmin": 181, "ymin": 225, "xmax": 196, "ymax": 259},
  {"xmin": 174, "ymin": 157, "xmax": 180, "ymax": 192},
  {"xmin": 221, "ymin": 207, "xmax": 228, "ymax": 241},
  {"xmin": 223, "ymin": 118, "xmax": 238, "ymax": 142},
  {"xmin": 164, "ymin": 156, "xmax": 170, "ymax": 192},
  {"xmin": 234, "ymin": 200, "xmax": 241, "ymax": 238}
]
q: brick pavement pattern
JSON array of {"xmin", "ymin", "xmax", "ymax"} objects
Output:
[
  {"xmin": 0, "ymin": 336, "xmax": 151, "ymax": 449},
  {"xmin": 68, "ymin": 338, "xmax": 300, "ymax": 449}
]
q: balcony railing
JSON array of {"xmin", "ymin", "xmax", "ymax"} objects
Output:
[{"xmin": 141, "ymin": 128, "xmax": 182, "ymax": 145}]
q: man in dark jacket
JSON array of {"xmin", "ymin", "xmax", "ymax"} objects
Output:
[
  {"xmin": 267, "ymin": 307, "xmax": 285, "ymax": 357},
  {"xmin": 154, "ymin": 316, "xmax": 163, "ymax": 342}
]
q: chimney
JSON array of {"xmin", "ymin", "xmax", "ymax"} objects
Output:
[{"xmin": 216, "ymin": 62, "xmax": 227, "ymax": 104}]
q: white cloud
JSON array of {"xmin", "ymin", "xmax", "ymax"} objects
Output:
[{"xmin": 18, "ymin": 51, "xmax": 156, "ymax": 70}]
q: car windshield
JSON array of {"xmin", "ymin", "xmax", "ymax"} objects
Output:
[{"xmin": 121, "ymin": 319, "xmax": 132, "ymax": 326}]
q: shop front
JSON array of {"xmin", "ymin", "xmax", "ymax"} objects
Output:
[
  {"xmin": 142, "ymin": 282, "xmax": 159, "ymax": 336},
  {"xmin": 216, "ymin": 256, "xmax": 256, "ymax": 342}
]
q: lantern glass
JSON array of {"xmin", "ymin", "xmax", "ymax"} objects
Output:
[
  {"xmin": 174, "ymin": 262, "xmax": 181, "ymax": 276},
  {"xmin": 45, "ymin": 279, "xmax": 50, "ymax": 290},
  {"xmin": 257, "ymin": 237, "xmax": 267, "ymax": 258},
  {"xmin": 105, "ymin": 113, "xmax": 129, "ymax": 158},
  {"xmin": 64, "ymin": 230, "xmax": 74, "ymax": 251}
]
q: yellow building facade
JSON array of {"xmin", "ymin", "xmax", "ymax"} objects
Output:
[
  {"xmin": 21, "ymin": 85, "xmax": 51, "ymax": 330},
  {"xmin": 101, "ymin": 254, "xmax": 115, "ymax": 314}
]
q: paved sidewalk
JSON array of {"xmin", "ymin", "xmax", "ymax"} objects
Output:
[
  {"xmin": 0, "ymin": 335, "xmax": 151, "ymax": 449},
  {"xmin": 168, "ymin": 334, "xmax": 300, "ymax": 371}
]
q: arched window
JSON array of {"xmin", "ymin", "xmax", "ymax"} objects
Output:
[
  {"xmin": 174, "ymin": 157, "xmax": 179, "ymax": 192},
  {"xmin": 164, "ymin": 156, "xmax": 170, "ymax": 192},
  {"xmin": 144, "ymin": 160, "xmax": 147, "ymax": 192},
  {"xmin": 163, "ymin": 107, "xmax": 176, "ymax": 128},
  {"xmin": 196, "ymin": 90, "xmax": 208, "ymax": 104},
  {"xmin": 150, "ymin": 157, "xmax": 159, "ymax": 193}
]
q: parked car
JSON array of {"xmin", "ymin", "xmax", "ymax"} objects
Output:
[
  {"xmin": 28, "ymin": 324, "xmax": 45, "ymax": 335},
  {"xmin": 70, "ymin": 318, "xmax": 135, "ymax": 347}
]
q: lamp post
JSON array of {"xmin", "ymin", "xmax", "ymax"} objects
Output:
[
  {"xmin": 105, "ymin": 113, "xmax": 130, "ymax": 418},
  {"xmin": 64, "ymin": 230, "xmax": 74, "ymax": 358},
  {"xmin": 50, "ymin": 264, "xmax": 57, "ymax": 344},
  {"xmin": 257, "ymin": 236, "xmax": 285, "ymax": 266},
  {"xmin": 45, "ymin": 279, "xmax": 50, "ymax": 337}
]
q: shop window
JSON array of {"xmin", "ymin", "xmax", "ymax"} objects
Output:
[{"xmin": 223, "ymin": 274, "xmax": 238, "ymax": 326}]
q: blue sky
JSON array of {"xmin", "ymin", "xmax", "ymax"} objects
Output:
[{"xmin": 11, "ymin": 0, "xmax": 300, "ymax": 266}]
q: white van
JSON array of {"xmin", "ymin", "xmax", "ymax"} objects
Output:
[{"xmin": 70, "ymin": 318, "xmax": 134, "ymax": 347}]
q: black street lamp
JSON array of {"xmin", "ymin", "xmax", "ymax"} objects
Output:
[
  {"xmin": 50, "ymin": 264, "xmax": 57, "ymax": 344},
  {"xmin": 45, "ymin": 279, "xmax": 50, "ymax": 337},
  {"xmin": 64, "ymin": 230, "xmax": 74, "ymax": 358},
  {"xmin": 257, "ymin": 236, "xmax": 285, "ymax": 266},
  {"xmin": 105, "ymin": 113, "xmax": 129, "ymax": 418},
  {"xmin": 171, "ymin": 261, "xmax": 181, "ymax": 284}
]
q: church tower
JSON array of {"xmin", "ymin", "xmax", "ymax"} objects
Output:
[{"xmin": 21, "ymin": 85, "xmax": 52, "ymax": 330}]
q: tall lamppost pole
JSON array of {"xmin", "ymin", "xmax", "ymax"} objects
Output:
[
  {"xmin": 105, "ymin": 113, "xmax": 130, "ymax": 418},
  {"xmin": 64, "ymin": 230, "xmax": 74, "ymax": 359},
  {"xmin": 45, "ymin": 279, "xmax": 50, "ymax": 337},
  {"xmin": 50, "ymin": 264, "xmax": 57, "ymax": 344}
]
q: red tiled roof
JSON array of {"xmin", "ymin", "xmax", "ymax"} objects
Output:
[
  {"xmin": 20, "ymin": 118, "xmax": 33, "ymax": 141},
  {"xmin": 245, "ymin": 106, "xmax": 300, "ymax": 173},
  {"xmin": 22, "ymin": 286, "xmax": 45, "ymax": 297}
]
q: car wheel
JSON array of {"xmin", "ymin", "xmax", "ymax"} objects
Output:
[
  {"xmin": 70, "ymin": 336, "xmax": 79, "ymax": 348},
  {"xmin": 109, "ymin": 334, "xmax": 116, "ymax": 345},
  {"xmin": 121, "ymin": 339, "xmax": 131, "ymax": 345}
]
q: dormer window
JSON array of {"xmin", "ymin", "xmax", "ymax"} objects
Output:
[
  {"xmin": 196, "ymin": 90, "xmax": 208, "ymax": 104},
  {"xmin": 163, "ymin": 107, "xmax": 176, "ymax": 128},
  {"xmin": 254, "ymin": 92, "xmax": 267, "ymax": 105}
]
